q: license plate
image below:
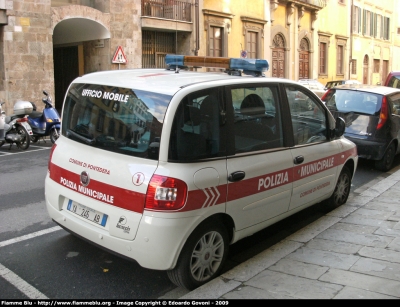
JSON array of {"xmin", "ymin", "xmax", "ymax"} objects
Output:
[{"xmin": 66, "ymin": 200, "xmax": 108, "ymax": 227}]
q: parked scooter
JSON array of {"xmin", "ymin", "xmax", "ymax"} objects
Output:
[
  {"xmin": 28, "ymin": 90, "xmax": 61, "ymax": 144},
  {"xmin": 0, "ymin": 100, "xmax": 33, "ymax": 150}
]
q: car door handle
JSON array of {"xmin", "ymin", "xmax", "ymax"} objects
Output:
[
  {"xmin": 294, "ymin": 155, "xmax": 304, "ymax": 164},
  {"xmin": 228, "ymin": 171, "xmax": 245, "ymax": 182}
]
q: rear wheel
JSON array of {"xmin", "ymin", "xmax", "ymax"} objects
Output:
[
  {"xmin": 324, "ymin": 166, "xmax": 351, "ymax": 207},
  {"xmin": 375, "ymin": 143, "xmax": 395, "ymax": 171},
  {"xmin": 167, "ymin": 220, "xmax": 229, "ymax": 290},
  {"xmin": 16, "ymin": 126, "xmax": 30, "ymax": 150},
  {"xmin": 50, "ymin": 128, "xmax": 60, "ymax": 144}
]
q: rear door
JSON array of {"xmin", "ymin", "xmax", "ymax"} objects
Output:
[
  {"xmin": 284, "ymin": 85, "xmax": 340, "ymax": 210},
  {"xmin": 225, "ymin": 83, "xmax": 293, "ymax": 231}
]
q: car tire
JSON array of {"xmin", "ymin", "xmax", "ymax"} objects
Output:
[
  {"xmin": 375, "ymin": 143, "xmax": 396, "ymax": 171},
  {"xmin": 167, "ymin": 220, "xmax": 229, "ymax": 291},
  {"xmin": 324, "ymin": 166, "xmax": 351, "ymax": 207}
]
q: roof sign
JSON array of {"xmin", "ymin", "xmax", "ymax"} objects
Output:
[{"xmin": 112, "ymin": 46, "xmax": 127, "ymax": 64}]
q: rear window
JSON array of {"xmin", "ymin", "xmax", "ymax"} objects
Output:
[
  {"xmin": 387, "ymin": 76, "xmax": 400, "ymax": 89},
  {"xmin": 61, "ymin": 83, "xmax": 171, "ymax": 159},
  {"xmin": 324, "ymin": 89, "xmax": 382, "ymax": 115}
]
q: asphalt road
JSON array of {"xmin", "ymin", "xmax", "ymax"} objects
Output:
[{"xmin": 1, "ymin": 139, "xmax": 400, "ymax": 299}]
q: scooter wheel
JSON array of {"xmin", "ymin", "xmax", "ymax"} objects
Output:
[
  {"xmin": 31, "ymin": 135, "xmax": 39, "ymax": 143},
  {"xmin": 16, "ymin": 126, "xmax": 30, "ymax": 150},
  {"xmin": 50, "ymin": 128, "xmax": 60, "ymax": 144}
]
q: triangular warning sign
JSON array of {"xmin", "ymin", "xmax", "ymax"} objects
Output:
[{"xmin": 112, "ymin": 46, "xmax": 127, "ymax": 64}]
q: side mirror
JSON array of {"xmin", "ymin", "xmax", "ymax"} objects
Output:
[{"xmin": 334, "ymin": 117, "xmax": 346, "ymax": 138}]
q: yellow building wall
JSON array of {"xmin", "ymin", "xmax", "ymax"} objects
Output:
[
  {"xmin": 317, "ymin": 1, "xmax": 349, "ymax": 85},
  {"xmin": 203, "ymin": 0, "xmax": 265, "ymax": 59}
]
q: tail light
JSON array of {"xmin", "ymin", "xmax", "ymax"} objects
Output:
[
  {"xmin": 377, "ymin": 96, "xmax": 388, "ymax": 130},
  {"xmin": 145, "ymin": 174, "xmax": 188, "ymax": 211},
  {"xmin": 320, "ymin": 89, "xmax": 331, "ymax": 102},
  {"xmin": 17, "ymin": 117, "xmax": 28, "ymax": 123}
]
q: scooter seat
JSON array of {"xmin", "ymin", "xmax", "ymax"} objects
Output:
[
  {"xmin": 5, "ymin": 114, "xmax": 26, "ymax": 123},
  {"xmin": 29, "ymin": 111, "xmax": 43, "ymax": 119}
]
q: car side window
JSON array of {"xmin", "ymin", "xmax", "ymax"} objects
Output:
[
  {"xmin": 230, "ymin": 86, "xmax": 283, "ymax": 153},
  {"xmin": 285, "ymin": 86, "xmax": 327, "ymax": 145},
  {"xmin": 169, "ymin": 88, "xmax": 224, "ymax": 161},
  {"xmin": 390, "ymin": 93, "xmax": 400, "ymax": 115}
]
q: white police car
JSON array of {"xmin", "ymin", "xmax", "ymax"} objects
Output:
[{"xmin": 45, "ymin": 55, "xmax": 358, "ymax": 290}]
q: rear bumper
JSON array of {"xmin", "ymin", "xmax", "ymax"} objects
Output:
[
  {"xmin": 345, "ymin": 134, "xmax": 388, "ymax": 160},
  {"xmin": 45, "ymin": 174, "xmax": 200, "ymax": 270}
]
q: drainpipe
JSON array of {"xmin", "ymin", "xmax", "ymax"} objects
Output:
[
  {"xmin": 349, "ymin": 0, "xmax": 353, "ymax": 80},
  {"xmin": 195, "ymin": 0, "xmax": 199, "ymax": 55}
]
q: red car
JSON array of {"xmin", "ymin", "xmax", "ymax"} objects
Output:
[{"xmin": 384, "ymin": 71, "xmax": 400, "ymax": 88}]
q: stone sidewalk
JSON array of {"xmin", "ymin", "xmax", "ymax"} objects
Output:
[{"xmin": 176, "ymin": 169, "xmax": 400, "ymax": 299}]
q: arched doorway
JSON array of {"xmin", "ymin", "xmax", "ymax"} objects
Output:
[
  {"xmin": 52, "ymin": 13, "xmax": 110, "ymax": 112},
  {"xmin": 272, "ymin": 34, "xmax": 285, "ymax": 78},
  {"xmin": 299, "ymin": 38, "xmax": 310, "ymax": 79},
  {"xmin": 363, "ymin": 55, "xmax": 369, "ymax": 84}
]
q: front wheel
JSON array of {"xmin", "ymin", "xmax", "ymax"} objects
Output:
[
  {"xmin": 324, "ymin": 166, "xmax": 351, "ymax": 208},
  {"xmin": 167, "ymin": 220, "xmax": 229, "ymax": 290},
  {"xmin": 50, "ymin": 128, "xmax": 60, "ymax": 144},
  {"xmin": 375, "ymin": 143, "xmax": 395, "ymax": 171},
  {"xmin": 16, "ymin": 125, "xmax": 30, "ymax": 150}
]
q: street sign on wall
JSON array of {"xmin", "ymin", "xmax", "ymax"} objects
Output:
[{"xmin": 112, "ymin": 46, "xmax": 127, "ymax": 64}]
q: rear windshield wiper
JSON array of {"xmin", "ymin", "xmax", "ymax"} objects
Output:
[{"xmin": 66, "ymin": 129, "xmax": 96, "ymax": 145}]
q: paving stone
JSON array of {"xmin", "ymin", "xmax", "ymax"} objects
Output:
[
  {"xmin": 350, "ymin": 258, "xmax": 400, "ymax": 281},
  {"xmin": 319, "ymin": 268, "xmax": 400, "ymax": 298},
  {"xmin": 364, "ymin": 200, "xmax": 400, "ymax": 212},
  {"xmin": 388, "ymin": 214, "xmax": 400, "ymax": 222},
  {"xmin": 222, "ymin": 285, "xmax": 294, "ymax": 299},
  {"xmin": 305, "ymin": 238, "xmax": 363, "ymax": 255},
  {"xmin": 245, "ymin": 270, "xmax": 343, "ymax": 299},
  {"xmin": 330, "ymin": 222, "xmax": 378, "ymax": 234},
  {"xmin": 180, "ymin": 277, "xmax": 241, "ymax": 300},
  {"xmin": 371, "ymin": 196, "xmax": 400, "ymax": 206},
  {"xmin": 268, "ymin": 258, "xmax": 328, "ymax": 279},
  {"xmin": 348, "ymin": 207, "xmax": 394, "ymax": 220},
  {"xmin": 285, "ymin": 216, "xmax": 341, "ymax": 243},
  {"xmin": 325, "ymin": 205, "xmax": 358, "ymax": 218},
  {"xmin": 359, "ymin": 179, "xmax": 397, "ymax": 196},
  {"xmin": 388, "ymin": 237, "xmax": 400, "ymax": 252},
  {"xmin": 340, "ymin": 214, "xmax": 396, "ymax": 229},
  {"xmin": 316, "ymin": 228, "xmax": 393, "ymax": 248},
  {"xmin": 334, "ymin": 286, "xmax": 398, "ymax": 299},
  {"xmin": 358, "ymin": 246, "xmax": 400, "ymax": 264},
  {"xmin": 346, "ymin": 195, "xmax": 374, "ymax": 207},
  {"xmin": 374, "ymin": 227, "xmax": 400, "ymax": 238},
  {"xmin": 394, "ymin": 221, "xmax": 400, "ymax": 230},
  {"xmin": 286, "ymin": 247, "xmax": 359, "ymax": 270},
  {"xmin": 221, "ymin": 240, "xmax": 303, "ymax": 282}
]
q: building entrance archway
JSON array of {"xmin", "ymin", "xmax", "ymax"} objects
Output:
[{"xmin": 52, "ymin": 8, "xmax": 111, "ymax": 111}]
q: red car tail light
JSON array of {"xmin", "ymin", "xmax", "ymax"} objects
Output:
[
  {"xmin": 145, "ymin": 174, "xmax": 188, "ymax": 211},
  {"xmin": 320, "ymin": 89, "xmax": 331, "ymax": 102},
  {"xmin": 377, "ymin": 96, "xmax": 388, "ymax": 130}
]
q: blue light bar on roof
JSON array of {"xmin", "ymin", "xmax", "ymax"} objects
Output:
[{"xmin": 165, "ymin": 55, "xmax": 269, "ymax": 76}]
